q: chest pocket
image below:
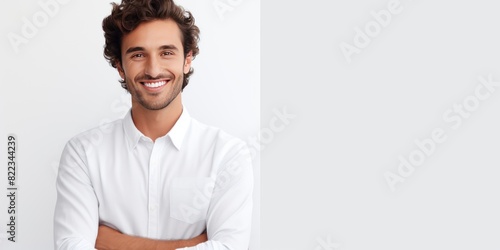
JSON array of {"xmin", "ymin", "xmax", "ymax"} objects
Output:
[{"xmin": 170, "ymin": 177, "xmax": 215, "ymax": 224}]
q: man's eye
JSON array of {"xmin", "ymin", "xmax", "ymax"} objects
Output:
[
  {"xmin": 162, "ymin": 51, "xmax": 173, "ymax": 56},
  {"xmin": 132, "ymin": 54, "xmax": 144, "ymax": 58}
]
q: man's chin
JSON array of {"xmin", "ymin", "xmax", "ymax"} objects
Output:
[{"xmin": 137, "ymin": 100, "xmax": 172, "ymax": 111}]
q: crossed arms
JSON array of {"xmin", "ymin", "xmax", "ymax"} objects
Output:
[
  {"xmin": 54, "ymin": 137, "xmax": 253, "ymax": 250},
  {"xmin": 95, "ymin": 225, "xmax": 207, "ymax": 249}
]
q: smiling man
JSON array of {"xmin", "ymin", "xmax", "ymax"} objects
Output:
[{"xmin": 53, "ymin": 0, "xmax": 253, "ymax": 249}]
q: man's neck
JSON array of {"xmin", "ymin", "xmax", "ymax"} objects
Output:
[{"xmin": 130, "ymin": 94, "xmax": 183, "ymax": 142}]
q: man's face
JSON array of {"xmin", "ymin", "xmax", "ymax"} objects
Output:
[{"xmin": 117, "ymin": 19, "xmax": 192, "ymax": 111}]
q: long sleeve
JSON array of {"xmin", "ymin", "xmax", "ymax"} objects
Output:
[
  {"xmin": 54, "ymin": 139, "xmax": 99, "ymax": 250},
  {"xmin": 179, "ymin": 142, "xmax": 254, "ymax": 250}
]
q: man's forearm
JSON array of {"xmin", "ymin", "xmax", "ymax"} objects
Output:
[{"xmin": 95, "ymin": 225, "xmax": 207, "ymax": 250}]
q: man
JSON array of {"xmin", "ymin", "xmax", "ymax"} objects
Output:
[{"xmin": 53, "ymin": 0, "xmax": 253, "ymax": 249}]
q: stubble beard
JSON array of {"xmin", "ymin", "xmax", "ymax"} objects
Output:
[{"xmin": 126, "ymin": 74, "xmax": 183, "ymax": 111}]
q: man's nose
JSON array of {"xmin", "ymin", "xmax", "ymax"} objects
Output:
[{"xmin": 145, "ymin": 55, "xmax": 162, "ymax": 78}]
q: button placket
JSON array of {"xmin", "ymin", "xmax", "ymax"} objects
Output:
[{"xmin": 147, "ymin": 140, "xmax": 163, "ymax": 238}]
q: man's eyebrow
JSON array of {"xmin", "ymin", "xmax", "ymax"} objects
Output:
[
  {"xmin": 125, "ymin": 45, "xmax": 179, "ymax": 54},
  {"xmin": 159, "ymin": 45, "xmax": 179, "ymax": 51},
  {"xmin": 125, "ymin": 46, "xmax": 145, "ymax": 54}
]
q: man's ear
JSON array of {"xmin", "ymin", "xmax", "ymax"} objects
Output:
[
  {"xmin": 183, "ymin": 51, "xmax": 193, "ymax": 74},
  {"xmin": 116, "ymin": 60, "xmax": 125, "ymax": 79}
]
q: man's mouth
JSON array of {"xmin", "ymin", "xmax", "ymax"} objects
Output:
[{"xmin": 140, "ymin": 79, "xmax": 169, "ymax": 89}]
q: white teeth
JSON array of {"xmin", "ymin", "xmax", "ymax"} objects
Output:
[{"xmin": 144, "ymin": 81, "xmax": 167, "ymax": 88}]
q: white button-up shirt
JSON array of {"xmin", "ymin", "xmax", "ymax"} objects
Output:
[{"xmin": 54, "ymin": 108, "xmax": 253, "ymax": 250}]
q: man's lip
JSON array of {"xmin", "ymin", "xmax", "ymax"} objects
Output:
[
  {"xmin": 139, "ymin": 79, "xmax": 171, "ymax": 84},
  {"xmin": 140, "ymin": 79, "xmax": 171, "ymax": 90}
]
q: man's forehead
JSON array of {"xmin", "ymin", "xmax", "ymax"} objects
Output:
[{"xmin": 122, "ymin": 19, "xmax": 183, "ymax": 50}]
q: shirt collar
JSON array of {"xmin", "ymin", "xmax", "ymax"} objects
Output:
[
  {"xmin": 122, "ymin": 107, "xmax": 191, "ymax": 150},
  {"xmin": 123, "ymin": 110, "xmax": 142, "ymax": 149},
  {"xmin": 167, "ymin": 107, "xmax": 191, "ymax": 150}
]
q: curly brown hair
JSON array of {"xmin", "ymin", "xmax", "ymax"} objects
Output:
[{"xmin": 102, "ymin": 0, "xmax": 200, "ymax": 90}]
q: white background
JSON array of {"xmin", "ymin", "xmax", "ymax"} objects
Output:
[
  {"xmin": 4, "ymin": 0, "xmax": 500, "ymax": 250},
  {"xmin": 0, "ymin": 0, "xmax": 260, "ymax": 249},
  {"xmin": 262, "ymin": 0, "xmax": 500, "ymax": 250}
]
